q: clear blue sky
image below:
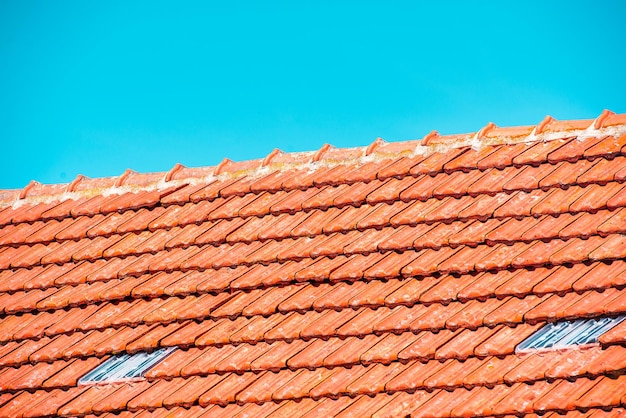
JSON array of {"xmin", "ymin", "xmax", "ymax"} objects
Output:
[{"xmin": 2, "ymin": 1, "xmax": 625, "ymax": 190}]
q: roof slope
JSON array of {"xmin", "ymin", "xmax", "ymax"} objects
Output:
[{"xmin": 1, "ymin": 111, "xmax": 626, "ymax": 417}]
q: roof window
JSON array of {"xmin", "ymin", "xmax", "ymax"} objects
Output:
[
  {"xmin": 78, "ymin": 347, "xmax": 176, "ymax": 384},
  {"xmin": 516, "ymin": 316, "xmax": 624, "ymax": 353}
]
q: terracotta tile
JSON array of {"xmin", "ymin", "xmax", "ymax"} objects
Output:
[
  {"xmin": 571, "ymin": 182, "xmax": 624, "ymax": 214},
  {"xmin": 535, "ymin": 377, "xmax": 599, "ymax": 413},
  {"xmin": 235, "ymin": 369, "xmax": 296, "ymax": 404},
  {"xmin": 4, "ymin": 286, "xmax": 59, "ymax": 314},
  {"xmin": 19, "ymin": 387, "xmax": 89, "ymax": 418},
  {"xmin": 250, "ymin": 339, "xmax": 310, "ymax": 371},
  {"xmin": 264, "ymin": 398, "xmax": 318, "ymax": 418},
  {"xmin": 450, "ymin": 384, "xmax": 512, "ymax": 417},
  {"xmin": 484, "ymin": 294, "xmax": 548, "ymax": 327},
  {"xmin": 262, "ymin": 211, "xmax": 311, "ymax": 240},
  {"xmin": 323, "ymin": 334, "xmax": 379, "ymax": 367},
  {"xmin": 0, "ymin": 339, "xmax": 47, "ymax": 366},
  {"xmin": 241, "ymin": 284, "xmax": 302, "ymax": 317},
  {"xmin": 420, "ymin": 274, "xmax": 470, "ymax": 304},
  {"xmin": 432, "ymin": 170, "xmax": 481, "ymax": 198},
  {"xmin": 144, "ymin": 347, "xmax": 204, "ymax": 378},
  {"xmin": 511, "ymin": 138, "xmax": 569, "ymax": 165},
  {"xmin": 175, "ymin": 199, "xmax": 228, "ymax": 226},
  {"xmin": 13, "ymin": 309, "xmax": 68, "ymax": 341},
  {"xmin": 341, "ymin": 227, "xmax": 394, "ymax": 255},
  {"xmin": 43, "ymin": 357, "xmax": 105, "ymax": 388},
  {"xmin": 532, "ymin": 263, "xmax": 591, "ymax": 295},
  {"xmin": 423, "ymin": 356, "xmax": 485, "ymax": 389},
  {"xmin": 275, "ymin": 283, "xmax": 331, "ymax": 313},
  {"xmin": 310, "ymin": 230, "xmax": 361, "ymax": 258},
  {"xmin": 447, "ymin": 219, "xmax": 498, "ymax": 248},
  {"xmin": 372, "ymin": 304, "xmax": 427, "ymax": 334},
  {"xmin": 384, "ymin": 359, "xmax": 446, "ymax": 392},
  {"xmin": 457, "ymin": 270, "xmax": 514, "ymax": 302},
  {"xmin": 551, "ymin": 135, "xmax": 606, "ymax": 162},
  {"xmin": 343, "ymin": 160, "xmax": 395, "ymax": 184},
  {"xmin": 180, "ymin": 345, "xmax": 239, "ymax": 377},
  {"xmin": 392, "ymin": 198, "xmax": 450, "ymax": 228},
  {"xmin": 603, "ymin": 288, "xmax": 626, "ymax": 314},
  {"xmin": 321, "ymin": 206, "xmax": 371, "ymax": 234},
  {"xmin": 402, "ymin": 247, "xmax": 462, "ymax": 277},
  {"xmin": 371, "ymin": 390, "xmax": 439, "ymax": 418},
  {"xmin": 530, "ymin": 186, "xmax": 584, "ymax": 217},
  {"xmin": 412, "ymin": 148, "xmax": 469, "ymax": 176},
  {"xmin": 589, "ymin": 233, "xmax": 626, "ymax": 262},
  {"xmin": 346, "ymin": 362, "xmax": 408, "ymax": 394},
  {"xmin": 573, "ymin": 261, "xmax": 626, "ymax": 292},
  {"xmin": 300, "ymin": 308, "xmax": 362, "ymax": 339},
  {"xmin": 10, "ymin": 202, "xmax": 61, "ymax": 225},
  {"xmin": 1, "ymin": 360, "xmax": 68, "ymax": 391},
  {"xmin": 335, "ymin": 393, "xmax": 399, "ymax": 418},
  {"xmin": 511, "ymin": 239, "xmax": 571, "ymax": 269},
  {"xmin": 465, "ymin": 166, "xmax": 513, "ymax": 196},
  {"xmin": 520, "ymin": 213, "xmax": 580, "ymax": 242},
  {"xmin": 601, "ymin": 320, "xmax": 626, "ymax": 347},
  {"xmin": 286, "ymin": 337, "xmax": 347, "ymax": 370},
  {"xmin": 356, "ymin": 201, "xmax": 406, "ymax": 229},
  {"xmin": 545, "ymin": 346, "xmax": 605, "ymax": 380},
  {"xmin": 376, "ymin": 224, "xmax": 429, "ymax": 252},
  {"xmin": 397, "ymin": 173, "xmax": 440, "ymax": 202},
  {"xmin": 485, "ymin": 216, "xmax": 537, "ymax": 245},
  {"xmin": 214, "ymin": 341, "xmax": 273, "ymax": 373},
  {"xmin": 194, "ymin": 316, "xmax": 248, "ymax": 346},
  {"xmin": 19, "ymin": 219, "xmax": 69, "ymax": 245},
  {"xmin": 97, "ymin": 324, "xmax": 155, "ymax": 355},
  {"xmin": 424, "ymin": 195, "xmax": 477, "ymax": 224},
  {"xmin": 334, "ymin": 180, "xmax": 385, "ymax": 208},
  {"xmin": 577, "ymin": 375, "xmax": 626, "ymax": 410},
  {"xmin": 385, "ymin": 277, "xmax": 439, "ymax": 306},
  {"xmin": 44, "ymin": 303, "xmax": 101, "ymax": 336},
  {"xmin": 459, "ymin": 192, "xmax": 516, "ymax": 222},
  {"xmin": 198, "ymin": 372, "xmax": 260, "ymax": 406},
  {"xmin": 311, "ymin": 281, "xmax": 368, "ymax": 311},
  {"xmin": 436, "ymin": 326, "xmax": 500, "ymax": 360},
  {"xmin": 347, "ymin": 279, "xmax": 404, "ymax": 308},
  {"xmin": 597, "ymin": 208, "xmax": 626, "ymax": 237},
  {"xmin": 365, "ymin": 177, "xmax": 416, "ymax": 204},
  {"xmin": 550, "ymin": 235, "xmax": 606, "ymax": 265},
  {"xmin": 474, "ymin": 323, "xmax": 543, "ymax": 357},
  {"xmin": 587, "ymin": 345, "xmax": 626, "ymax": 376},
  {"xmin": 420, "ymin": 385, "xmax": 489, "ymax": 417},
  {"xmin": 299, "ymin": 396, "xmax": 354, "ymax": 418},
  {"xmin": 91, "ymin": 381, "xmax": 157, "ymax": 414},
  {"xmin": 446, "ymin": 298, "xmax": 508, "ymax": 330},
  {"xmin": 444, "ymin": 146, "xmax": 496, "ymax": 172},
  {"xmin": 606, "ymin": 184, "xmax": 626, "ymax": 210},
  {"xmin": 60, "ymin": 384, "xmax": 126, "ymax": 416},
  {"xmin": 462, "ymin": 355, "xmax": 524, "ymax": 388},
  {"xmin": 505, "ymin": 165, "xmax": 557, "ymax": 194},
  {"xmin": 539, "ymin": 160, "xmax": 595, "ymax": 192},
  {"xmin": 377, "ymin": 155, "xmax": 426, "ymax": 179},
  {"xmin": 493, "ymin": 189, "xmax": 545, "ymax": 219},
  {"xmin": 578, "ymin": 156, "xmax": 626, "ymax": 186},
  {"xmin": 415, "ymin": 221, "xmax": 469, "ymax": 250},
  {"xmin": 493, "ymin": 267, "xmax": 554, "ymax": 298},
  {"xmin": 308, "ymin": 364, "xmax": 368, "ymax": 399},
  {"xmin": 329, "ymin": 253, "xmax": 386, "ymax": 283},
  {"xmin": 584, "ymin": 134, "xmax": 626, "ymax": 159},
  {"xmin": 398, "ymin": 329, "xmax": 460, "ymax": 362},
  {"xmin": 231, "ymin": 313, "xmax": 288, "ymax": 344},
  {"xmin": 270, "ymin": 187, "xmax": 322, "ymax": 215},
  {"xmin": 490, "ymin": 380, "xmax": 552, "ymax": 415}
]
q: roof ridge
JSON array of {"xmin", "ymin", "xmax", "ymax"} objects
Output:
[{"xmin": 2, "ymin": 110, "xmax": 625, "ymax": 208}]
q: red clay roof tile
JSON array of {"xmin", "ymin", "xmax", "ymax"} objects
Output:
[{"xmin": 2, "ymin": 114, "xmax": 626, "ymax": 416}]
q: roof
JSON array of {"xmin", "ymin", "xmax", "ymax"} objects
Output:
[{"xmin": 0, "ymin": 110, "xmax": 626, "ymax": 417}]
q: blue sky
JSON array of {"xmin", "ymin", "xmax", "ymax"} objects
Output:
[{"xmin": 1, "ymin": 1, "xmax": 625, "ymax": 190}]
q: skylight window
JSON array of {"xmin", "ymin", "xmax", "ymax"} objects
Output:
[
  {"xmin": 79, "ymin": 347, "xmax": 176, "ymax": 385},
  {"xmin": 516, "ymin": 316, "xmax": 624, "ymax": 353}
]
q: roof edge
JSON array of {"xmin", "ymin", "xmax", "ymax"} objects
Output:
[{"xmin": 2, "ymin": 111, "xmax": 625, "ymax": 208}]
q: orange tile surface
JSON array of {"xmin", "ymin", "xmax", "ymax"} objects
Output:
[{"xmin": 1, "ymin": 113, "xmax": 626, "ymax": 417}]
